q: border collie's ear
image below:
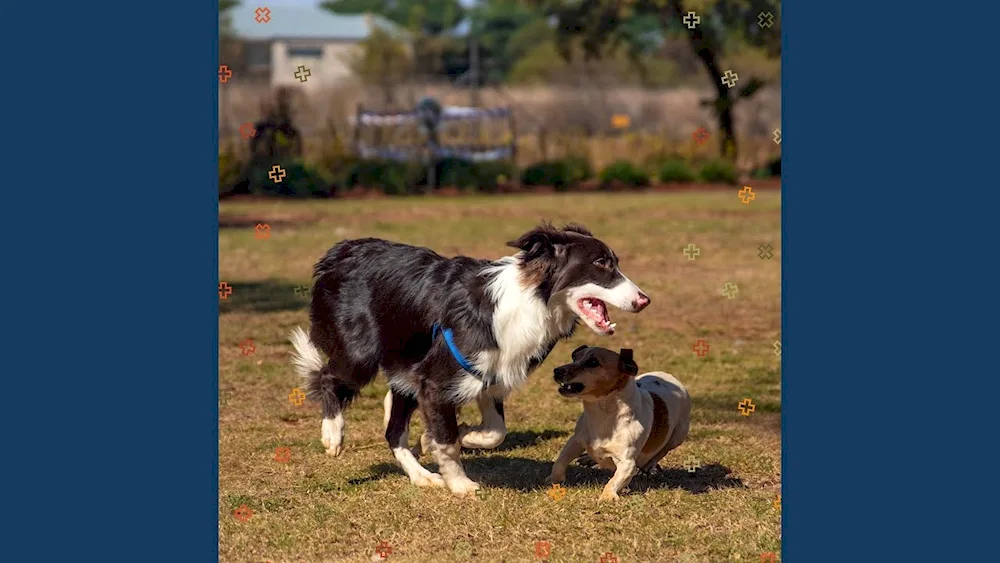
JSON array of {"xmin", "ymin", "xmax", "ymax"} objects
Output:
[
  {"xmin": 618, "ymin": 349, "xmax": 638, "ymax": 376},
  {"xmin": 506, "ymin": 227, "xmax": 556, "ymax": 261},
  {"xmin": 572, "ymin": 345, "xmax": 588, "ymax": 360}
]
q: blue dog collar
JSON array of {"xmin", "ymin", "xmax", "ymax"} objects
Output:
[{"xmin": 432, "ymin": 323, "xmax": 483, "ymax": 377}]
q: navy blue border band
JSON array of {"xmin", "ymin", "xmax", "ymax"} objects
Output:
[
  {"xmin": 4, "ymin": 1, "xmax": 219, "ymax": 560},
  {"xmin": 785, "ymin": 2, "xmax": 999, "ymax": 561}
]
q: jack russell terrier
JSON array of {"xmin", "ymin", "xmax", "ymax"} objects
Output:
[{"xmin": 547, "ymin": 346, "xmax": 691, "ymax": 500}]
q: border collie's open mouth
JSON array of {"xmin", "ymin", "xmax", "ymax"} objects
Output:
[
  {"xmin": 575, "ymin": 297, "xmax": 616, "ymax": 335},
  {"xmin": 558, "ymin": 382, "xmax": 586, "ymax": 396}
]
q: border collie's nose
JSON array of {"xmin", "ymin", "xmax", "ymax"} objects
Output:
[{"xmin": 633, "ymin": 292, "xmax": 650, "ymax": 311}]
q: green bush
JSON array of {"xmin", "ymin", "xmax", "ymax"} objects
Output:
[
  {"xmin": 345, "ymin": 160, "xmax": 419, "ymax": 195},
  {"xmin": 521, "ymin": 160, "xmax": 571, "ymax": 189},
  {"xmin": 562, "ymin": 154, "xmax": 594, "ymax": 184},
  {"xmin": 437, "ymin": 158, "xmax": 480, "ymax": 189},
  {"xmin": 751, "ymin": 157, "xmax": 781, "ymax": 179},
  {"xmin": 521, "ymin": 157, "xmax": 591, "ymax": 191},
  {"xmin": 698, "ymin": 159, "xmax": 738, "ymax": 184},
  {"xmin": 473, "ymin": 161, "xmax": 516, "ymax": 192},
  {"xmin": 219, "ymin": 149, "xmax": 244, "ymax": 194},
  {"xmin": 246, "ymin": 160, "xmax": 330, "ymax": 198},
  {"xmin": 599, "ymin": 159, "xmax": 650, "ymax": 188},
  {"xmin": 657, "ymin": 159, "xmax": 696, "ymax": 183}
]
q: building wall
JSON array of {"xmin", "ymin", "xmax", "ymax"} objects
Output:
[{"xmin": 270, "ymin": 40, "xmax": 360, "ymax": 91}]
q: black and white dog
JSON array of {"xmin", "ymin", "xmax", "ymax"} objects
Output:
[{"xmin": 290, "ymin": 223, "xmax": 650, "ymax": 495}]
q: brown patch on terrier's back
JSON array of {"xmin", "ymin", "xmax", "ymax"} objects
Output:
[{"xmin": 641, "ymin": 393, "xmax": 670, "ymax": 457}]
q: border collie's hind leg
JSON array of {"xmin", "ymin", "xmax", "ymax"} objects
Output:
[
  {"xmin": 385, "ymin": 390, "xmax": 445, "ymax": 488},
  {"xmin": 291, "ymin": 327, "xmax": 367, "ymax": 457},
  {"xmin": 311, "ymin": 358, "xmax": 376, "ymax": 456}
]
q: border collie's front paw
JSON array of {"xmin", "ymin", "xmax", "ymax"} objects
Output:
[
  {"xmin": 412, "ymin": 472, "xmax": 445, "ymax": 488},
  {"xmin": 447, "ymin": 478, "xmax": 481, "ymax": 496}
]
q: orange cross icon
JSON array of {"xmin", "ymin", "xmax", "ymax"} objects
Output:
[
  {"xmin": 738, "ymin": 398, "xmax": 756, "ymax": 416},
  {"xmin": 288, "ymin": 388, "xmax": 307, "ymax": 406},
  {"xmin": 233, "ymin": 504, "xmax": 252, "ymax": 522},
  {"xmin": 546, "ymin": 483, "xmax": 566, "ymax": 501}
]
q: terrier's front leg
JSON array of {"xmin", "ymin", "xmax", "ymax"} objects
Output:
[
  {"xmin": 547, "ymin": 436, "xmax": 586, "ymax": 484},
  {"xmin": 599, "ymin": 456, "xmax": 638, "ymax": 501}
]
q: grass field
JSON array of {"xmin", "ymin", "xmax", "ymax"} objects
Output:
[{"xmin": 219, "ymin": 191, "xmax": 782, "ymax": 562}]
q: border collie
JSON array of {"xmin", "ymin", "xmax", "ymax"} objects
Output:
[{"xmin": 290, "ymin": 223, "xmax": 650, "ymax": 495}]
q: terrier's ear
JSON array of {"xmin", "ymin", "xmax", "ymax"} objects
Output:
[
  {"xmin": 618, "ymin": 349, "xmax": 638, "ymax": 376},
  {"xmin": 571, "ymin": 345, "xmax": 588, "ymax": 360}
]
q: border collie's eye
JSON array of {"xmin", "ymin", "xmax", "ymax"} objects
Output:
[
  {"xmin": 585, "ymin": 357, "xmax": 600, "ymax": 368},
  {"xmin": 593, "ymin": 258, "xmax": 611, "ymax": 269}
]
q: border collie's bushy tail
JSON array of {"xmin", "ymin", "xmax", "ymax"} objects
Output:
[{"xmin": 290, "ymin": 326, "xmax": 325, "ymax": 400}]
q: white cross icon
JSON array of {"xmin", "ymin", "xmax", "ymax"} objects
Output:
[
  {"xmin": 683, "ymin": 11, "xmax": 700, "ymax": 29},
  {"xmin": 721, "ymin": 70, "xmax": 739, "ymax": 88}
]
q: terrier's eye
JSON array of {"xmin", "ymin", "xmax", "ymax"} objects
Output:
[{"xmin": 584, "ymin": 357, "xmax": 600, "ymax": 368}]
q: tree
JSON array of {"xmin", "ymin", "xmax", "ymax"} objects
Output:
[
  {"xmin": 530, "ymin": 0, "xmax": 781, "ymax": 160},
  {"xmin": 322, "ymin": 0, "xmax": 466, "ymax": 78},
  {"xmin": 348, "ymin": 27, "xmax": 414, "ymax": 107},
  {"xmin": 219, "ymin": 0, "xmax": 242, "ymax": 73}
]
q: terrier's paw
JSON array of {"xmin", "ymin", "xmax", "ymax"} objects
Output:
[
  {"xmin": 576, "ymin": 453, "xmax": 597, "ymax": 467},
  {"xmin": 598, "ymin": 490, "xmax": 621, "ymax": 502},
  {"xmin": 546, "ymin": 472, "xmax": 565, "ymax": 485},
  {"xmin": 412, "ymin": 472, "xmax": 446, "ymax": 488},
  {"xmin": 447, "ymin": 478, "xmax": 482, "ymax": 496}
]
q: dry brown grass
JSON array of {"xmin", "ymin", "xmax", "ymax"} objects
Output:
[{"xmin": 219, "ymin": 191, "xmax": 781, "ymax": 562}]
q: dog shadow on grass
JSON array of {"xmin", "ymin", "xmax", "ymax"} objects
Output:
[
  {"xmin": 350, "ymin": 456, "xmax": 743, "ymax": 495},
  {"xmin": 483, "ymin": 429, "xmax": 570, "ymax": 452},
  {"xmin": 464, "ymin": 457, "xmax": 743, "ymax": 495},
  {"xmin": 218, "ymin": 280, "xmax": 310, "ymax": 314}
]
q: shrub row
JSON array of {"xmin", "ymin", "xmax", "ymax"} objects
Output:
[
  {"xmin": 220, "ymin": 153, "xmax": 764, "ymax": 197},
  {"xmin": 524, "ymin": 156, "xmax": 742, "ymax": 188}
]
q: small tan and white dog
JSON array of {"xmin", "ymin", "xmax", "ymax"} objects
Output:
[{"xmin": 547, "ymin": 346, "xmax": 691, "ymax": 500}]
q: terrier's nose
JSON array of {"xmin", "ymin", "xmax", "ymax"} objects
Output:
[
  {"xmin": 553, "ymin": 367, "xmax": 568, "ymax": 382},
  {"xmin": 633, "ymin": 292, "xmax": 650, "ymax": 311}
]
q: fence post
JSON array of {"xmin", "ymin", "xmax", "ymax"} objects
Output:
[{"xmin": 353, "ymin": 103, "xmax": 363, "ymax": 156}]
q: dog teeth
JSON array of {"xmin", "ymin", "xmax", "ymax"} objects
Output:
[{"xmin": 609, "ymin": 323, "xmax": 617, "ymax": 329}]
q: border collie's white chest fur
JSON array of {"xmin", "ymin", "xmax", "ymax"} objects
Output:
[{"xmin": 452, "ymin": 257, "xmax": 576, "ymax": 404}]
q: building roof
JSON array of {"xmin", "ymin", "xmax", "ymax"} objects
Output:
[{"xmin": 230, "ymin": 6, "xmax": 401, "ymax": 41}]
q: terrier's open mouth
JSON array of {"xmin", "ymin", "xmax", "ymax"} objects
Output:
[
  {"xmin": 558, "ymin": 382, "xmax": 585, "ymax": 396},
  {"xmin": 577, "ymin": 297, "xmax": 616, "ymax": 334}
]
